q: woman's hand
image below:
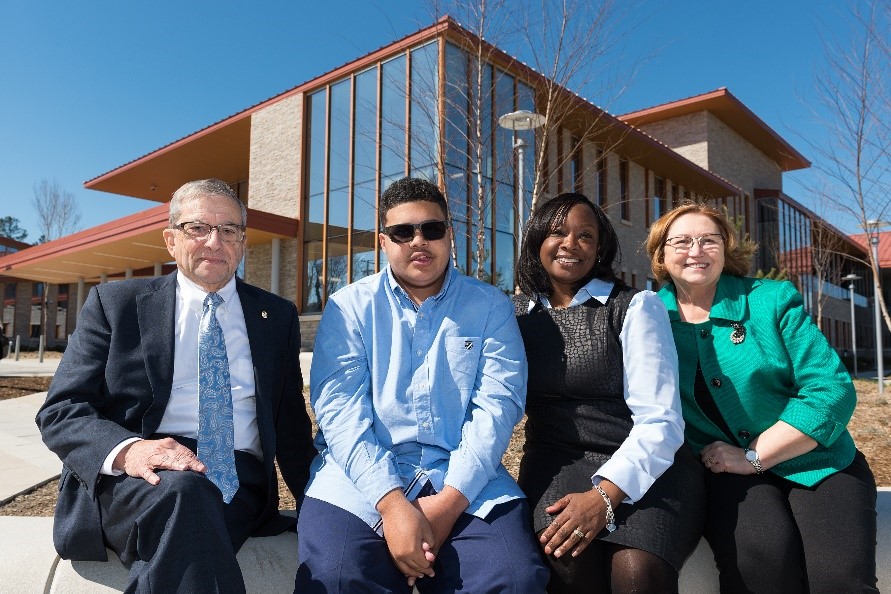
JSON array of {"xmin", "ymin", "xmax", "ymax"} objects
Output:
[
  {"xmin": 702, "ymin": 422, "xmax": 819, "ymax": 475},
  {"xmin": 701, "ymin": 441, "xmax": 756, "ymax": 475},
  {"xmin": 540, "ymin": 490, "xmax": 604, "ymax": 558}
]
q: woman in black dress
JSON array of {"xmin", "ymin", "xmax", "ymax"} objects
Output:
[{"xmin": 513, "ymin": 193, "xmax": 703, "ymax": 593}]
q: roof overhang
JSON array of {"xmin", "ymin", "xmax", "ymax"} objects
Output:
[
  {"xmin": 619, "ymin": 88, "xmax": 810, "ymax": 172},
  {"xmin": 85, "ymin": 116, "xmax": 252, "ymax": 202},
  {"xmin": 0, "ymin": 203, "xmax": 297, "ymax": 284}
]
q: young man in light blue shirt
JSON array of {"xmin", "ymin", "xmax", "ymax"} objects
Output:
[{"xmin": 295, "ymin": 177, "xmax": 548, "ymax": 593}]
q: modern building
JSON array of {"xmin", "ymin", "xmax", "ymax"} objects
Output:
[{"xmin": 0, "ymin": 17, "xmax": 875, "ymax": 357}]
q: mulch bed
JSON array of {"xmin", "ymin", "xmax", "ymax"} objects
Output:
[
  {"xmin": 0, "ymin": 376, "xmax": 53, "ymax": 400},
  {"xmin": 1, "ymin": 378, "xmax": 887, "ymax": 517}
]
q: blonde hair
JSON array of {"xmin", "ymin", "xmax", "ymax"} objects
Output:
[{"xmin": 645, "ymin": 202, "xmax": 755, "ymax": 283}]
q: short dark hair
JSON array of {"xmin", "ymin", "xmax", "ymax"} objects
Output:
[
  {"xmin": 517, "ymin": 192, "xmax": 621, "ymax": 297},
  {"xmin": 379, "ymin": 177, "xmax": 448, "ymax": 226}
]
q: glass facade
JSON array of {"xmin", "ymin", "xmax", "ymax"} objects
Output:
[{"xmin": 302, "ymin": 39, "xmax": 533, "ymax": 309}]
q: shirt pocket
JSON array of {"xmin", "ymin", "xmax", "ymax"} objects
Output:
[{"xmin": 444, "ymin": 336, "xmax": 483, "ymax": 381}]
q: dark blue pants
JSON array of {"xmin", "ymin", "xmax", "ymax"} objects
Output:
[
  {"xmin": 295, "ymin": 497, "xmax": 549, "ymax": 593},
  {"xmin": 97, "ymin": 437, "xmax": 268, "ymax": 594}
]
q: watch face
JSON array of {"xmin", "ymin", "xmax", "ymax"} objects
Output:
[{"xmin": 745, "ymin": 449, "xmax": 757, "ymax": 462}]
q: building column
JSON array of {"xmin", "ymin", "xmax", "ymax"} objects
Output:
[
  {"xmin": 74, "ymin": 277, "xmax": 86, "ymax": 335},
  {"xmin": 13, "ymin": 282, "xmax": 31, "ymax": 345},
  {"xmin": 271, "ymin": 238, "xmax": 281, "ymax": 296}
]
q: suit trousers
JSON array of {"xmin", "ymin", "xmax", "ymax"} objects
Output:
[
  {"xmin": 703, "ymin": 450, "xmax": 877, "ymax": 594},
  {"xmin": 295, "ymin": 496, "xmax": 549, "ymax": 593},
  {"xmin": 96, "ymin": 435, "xmax": 267, "ymax": 594}
]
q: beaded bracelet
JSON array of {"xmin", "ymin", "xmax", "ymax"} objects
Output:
[{"xmin": 593, "ymin": 484, "xmax": 617, "ymax": 532}]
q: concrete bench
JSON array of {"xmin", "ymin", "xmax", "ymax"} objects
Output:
[{"xmin": 3, "ymin": 489, "xmax": 889, "ymax": 593}]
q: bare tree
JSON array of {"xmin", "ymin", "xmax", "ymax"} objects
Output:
[
  {"xmin": 32, "ymin": 178, "xmax": 82, "ymax": 243},
  {"xmin": 508, "ymin": 0, "xmax": 640, "ymax": 208},
  {"xmin": 420, "ymin": 0, "xmax": 640, "ymax": 286},
  {"xmin": 31, "ymin": 178, "xmax": 82, "ymax": 349},
  {"xmin": 803, "ymin": 0, "xmax": 891, "ymax": 330}
]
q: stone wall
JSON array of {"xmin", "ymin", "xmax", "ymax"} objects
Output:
[
  {"xmin": 246, "ymin": 92, "xmax": 304, "ymax": 306},
  {"xmin": 247, "ymin": 93, "xmax": 303, "ymax": 219}
]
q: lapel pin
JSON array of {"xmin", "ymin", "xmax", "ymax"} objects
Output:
[
  {"xmin": 730, "ymin": 322, "xmax": 746, "ymax": 345},
  {"xmin": 261, "ymin": 311, "xmax": 268, "ymax": 319}
]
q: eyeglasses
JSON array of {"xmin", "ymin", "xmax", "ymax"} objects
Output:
[
  {"xmin": 175, "ymin": 222, "xmax": 246, "ymax": 243},
  {"xmin": 382, "ymin": 220, "xmax": 448, "ymax": 244},
  {"xmin": 665, "ymin": 233, "xmax": 723, "ymax": 253}
]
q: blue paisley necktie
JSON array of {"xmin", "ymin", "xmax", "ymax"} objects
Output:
[{"xmin": 197, "ymin": 292, "xmax": 239, "ymax": 503}]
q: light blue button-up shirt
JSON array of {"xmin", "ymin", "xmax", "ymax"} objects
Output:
[{"xmin": 306, "ymin": 266, "xmax": 528, "ymax": 529}]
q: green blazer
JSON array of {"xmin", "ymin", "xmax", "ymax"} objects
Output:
[{"xmin": 659, "ymin": 274, "xmax": 856, "ymax": 487}]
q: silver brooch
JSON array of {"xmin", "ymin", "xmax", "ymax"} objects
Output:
[
  {"xmin": 730, "ymin": 323, "xmax": 746, "ymax": 344},
  {"xmin": 261, "ymin": 311, "xmax": 268, "ymax": 319}
]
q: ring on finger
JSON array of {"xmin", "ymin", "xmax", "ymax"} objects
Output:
[{"xmin": 572, "ymin": 528, "xmax": 586, "ymax": 539}]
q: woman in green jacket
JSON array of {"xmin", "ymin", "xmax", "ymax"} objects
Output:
[{"xmin": 645, "ymin": 202, "xmax": 877, "ymax": 593}]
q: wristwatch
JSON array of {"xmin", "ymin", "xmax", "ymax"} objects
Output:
[{"xmin": 744, "ymin": 447, "xmax": 764, "ymax": 474}]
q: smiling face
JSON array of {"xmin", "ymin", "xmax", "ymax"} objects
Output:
[
  {"xmin": 663, "ymin": 212, "xmax": 725, "ymax": 296},
  {"xmin": 539, "ymin": 203, "xmax": 599, "ymax": 305},
  {"xmin": 162, "ymin": 193, "xmax": 245, "ymax": 293},
  {"xmin": 379, "ymin": 200, "xmax": 452, "ymax": 305}
]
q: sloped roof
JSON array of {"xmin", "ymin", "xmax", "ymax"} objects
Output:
[
  {"xmin": 619, "ymin": 88, "xmax": 810, "ymax": 172},
  {"xmin": 849, "ymin": 232, "xmax": 891, "ymax": 268}
]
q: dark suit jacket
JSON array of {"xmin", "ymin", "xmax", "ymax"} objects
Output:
[{"xmin": 36, "ymin": 272, "xmax": 315, "ymax": 560}]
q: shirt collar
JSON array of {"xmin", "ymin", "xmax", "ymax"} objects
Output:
[
  {"xmin": 176, "ymin": 271, "xmax": 237, "ymax": 312},
  {"xmin": 530, "ymin": 277, "xmax": 614, "ymax": 312},
  {"xmin": 386, "ymin": 265, "xmax": 455, "ymax": 310},
  {"xmin": 661, "ymin": 273, "xmax": 753, "ymax": 322}
]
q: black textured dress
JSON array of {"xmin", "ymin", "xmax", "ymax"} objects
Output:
[{"xmin": 513, "ymin": 286, "xmax": 703, "ymax": 571}]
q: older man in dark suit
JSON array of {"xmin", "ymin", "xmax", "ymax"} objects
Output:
[{"xmin": 36, "ymin": 179, "xmax": 314, "ymax": 594}]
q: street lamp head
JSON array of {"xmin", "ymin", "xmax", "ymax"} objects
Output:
[
  {"xmin": 842, "ymin": 273, "xmax": 862, "ymax": 282},
  {"xmin": 498, "ymin": 110, "xmax": 546, "ymax": 131}
]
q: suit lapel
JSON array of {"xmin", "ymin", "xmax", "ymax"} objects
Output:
[
  {"xmin": 137, "ymin": 273, "xmax": 177, "ymax": 436},
  {"xmin": 237, "ymin": 281, "xmax": 276, "ymax": 464}
]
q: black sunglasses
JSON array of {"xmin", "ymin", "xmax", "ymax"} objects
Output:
[{"xmin": 383, "ymin": 220, "xmax": 448, "ymax": 244}]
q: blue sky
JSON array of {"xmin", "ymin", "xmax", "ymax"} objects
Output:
[{"xmin": 0, "ymin": 1, "xmax": 861, "ymax": 240}]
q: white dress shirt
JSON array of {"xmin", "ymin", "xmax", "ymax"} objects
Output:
[
  {"xmin": 533, "ymin": 277, "xmax": 684, "ymax": 503},
  {"xmin": 101, "ymin": 272, "xmax": 262, "ymax": 474}
]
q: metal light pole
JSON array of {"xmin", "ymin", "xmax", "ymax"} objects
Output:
[
  {"xmin": 867, "ymin": 220, "xmax": 888, "ymax": 396},
  {"xmin": 497, "ymin": 110, "xmax": 545, "ymax": 254},
  {"xmin": 842, "ymin": 273, "xmax": 861, "ymax": 377}
]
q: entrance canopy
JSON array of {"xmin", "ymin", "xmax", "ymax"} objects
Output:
[{"xmin": 0, "ymin": 203, "xmax": 297, "ymax": 284}]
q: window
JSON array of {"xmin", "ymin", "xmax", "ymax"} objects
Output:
[
  {"xmin": 571, "ymin": 138, "xmax": 583, "ymax": 193},
  {"xmin": 619, "ymin": 158, "xmax": 630, "ymax": 221},
  {"xmin": 596, "ymin": 149, "xmax": 607, "ymax": 207},
  {"xmin": 653, "ymin": 176, "xmax": 666, "ymax": 221}
]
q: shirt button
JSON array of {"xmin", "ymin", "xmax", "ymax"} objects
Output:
[
  {"xmin": 710, "ymin": 378, "xmax": 722, "ymax": 388},
  {"xmin": 738, "ymin": 430, "xmax": 751, "ymax": 440},
  {"xmin": 700, "ymin": 329, "xmax": 710, "ymax": 338},
  {"xmin": 416, "ymin": 350, "xmax": 423, "ymax": 356}
]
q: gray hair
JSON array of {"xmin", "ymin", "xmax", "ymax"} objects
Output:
[{"xmin": 168, "ymin": 179, "xmax": 247, "ymax": 227}]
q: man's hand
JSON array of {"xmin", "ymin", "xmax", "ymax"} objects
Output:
[
  {"xmin": 377, "ymin": 489, "xmax": 436, "ymax": 586},
  {"xmin": 114, "ymin": 438, "xmax": 207, "ymax": 485},
  {"xmin": 412, "ymin": 486, "xmax": 469, "ymax": 555}
]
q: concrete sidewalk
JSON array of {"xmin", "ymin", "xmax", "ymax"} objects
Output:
[
  {"xmin": 0, "ymin": 392, "xmax": 60, "ymax": 504},
  {"xmin": 0, "ymin": 357, "xmax": 78, "ymax": 503},
  {"xmin": 0, "ymin": 356, "xmax": 61, "ymax": 377}
]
